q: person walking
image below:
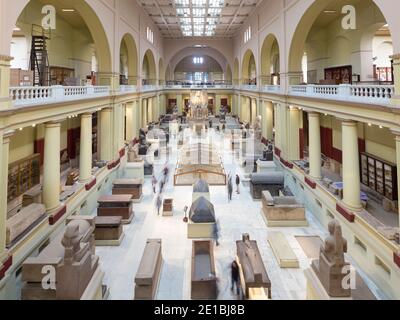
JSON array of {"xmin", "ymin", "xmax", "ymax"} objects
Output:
[
  {"xmin": 156, "ymin": 195, "xmax": 162, "ymax": 216},
  {"xmin": 151, "ymin": 175, "xmax": 157, "ymax": 194},
  {"xmin": 231, "ymin": 260, "xmax": 240, "ymax": 296},
  {"xmin": 227, "ymin": 176, "xmax": 233, "ymax": 201},
  {"xmin": 213, "ymin": 220, "xmax": 220, "ymax": 246},
  {"xmin": 235, "ymin": 174, "xmax": 240, "ymax": 194}
]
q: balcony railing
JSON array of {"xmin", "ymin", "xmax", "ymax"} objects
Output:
[
  {"xmin": 241, "ymin": 84, "xmax": 258, "ymax": 91},
  {"xmin": 288, "ymin": 84, "xmax": 395, "ymax": 105},
  {"xmin": 262, "ymin": 85, "xmax": 281, "ymax": 93},
  {"xmin": 119, "ymin": 85, "xmax": 137, "ymax": 93},
  {"xmin": 10, "ymin": 85, "xmax": 110, "ymax": 107}
]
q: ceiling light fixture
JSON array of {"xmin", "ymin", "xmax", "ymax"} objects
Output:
[{"xmin": 62, "ymin": 9, "xmax": 75, "ymax": 12}]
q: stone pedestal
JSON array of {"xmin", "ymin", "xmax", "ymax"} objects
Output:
[
  {"xmin": 304, "ymin": 268, "xmax": 352, "ymax": 300},
  {"xmin": 125, "ymin": 160, "xmax": 145, "ymax": 181}
]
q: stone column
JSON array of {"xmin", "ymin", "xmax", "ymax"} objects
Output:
[
  {"xmin": 274, "ymin": 104, "xmax": 279, "ymax": 149},
  {"xmin": 0, "ymin": 55, "xmax": 13, "ymax": 111},
  {"xmin": 288, "ymin": 107, "xmax": 300, "ymax": 161},
  {"xmin": 142, "ymin": 99, "xmax": 148, "ymax": 127},
  {"xmin": 125, "ymin": 102, "xmax": 135, "ymax": 142},
  {"xmin": 0, "ymin": 130, "xmax": 14, "ymax": 259},
  {"xmin": 43, "ymin": 122, "xmax": 61, "ymax": 212},
  {"xmin": 342, "ymin": 120, "xmax": 362, "ymax": 211},
  {"xmin": 79, "ymin": 113, "xmax": 93, "ymax": 182},
  {"xmin": 391, "ymin": 54, "xmax": 400, "ymax": 105},
  {"xmin": 265, "ymin": 101, "xmax": 274, "ymax": 141},
  {"xmin": 147, "ymin": 98, "xmax": 153, "ymax": 122},
  {"xmin": 395, "ymin": 133, "xmax": 400, "ymax": 225},
  {"xmin": 100, "ymin": 108, "xmax": 112, "ymax": 161},
  {"xmin": 308, "ymin": 112, "xmax": 322, "ymax": 180},
  {"xmin": 176, "ymin": 94, "xmax": 183, "ymax": 114}
]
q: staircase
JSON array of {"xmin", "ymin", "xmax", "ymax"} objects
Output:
[{"xmin": 29, "ymin": 25, "xmax": 50, "ymax": 86}]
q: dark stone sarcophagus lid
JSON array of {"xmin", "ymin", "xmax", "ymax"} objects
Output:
[
  {"xmin": 193, "ymin": 179, "xmax": 210, "ymax": 193},
  {"xmin": 250, "ymin": 172, "xmax": 284, "ymax": 185},
  {"xmin": 236, "ymin": 234, "xmax": 272, "ymax": 299},
  {"xmin": 189, "ymin": 197, "xmax": 216, "ymax": 223}
]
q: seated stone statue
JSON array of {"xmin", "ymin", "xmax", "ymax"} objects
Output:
[
  {"xmin": 311, "ymin": 219, "xmax": 351, "ymax": 297},
  {"xmin": 56, "ymin": 221, "xmax": 99, "ymax": 300}
]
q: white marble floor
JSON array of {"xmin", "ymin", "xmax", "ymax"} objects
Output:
[{"xmin": 96, "ymin": 131, "xmax": 382, "ymax": 300}]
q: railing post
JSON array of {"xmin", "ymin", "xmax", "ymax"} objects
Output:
[
  {"xmin": 338, "ymin": 84, "xmax": 352, "ymax": 98},
  {"xmin": 52, "ymin": 85, "xmax": 64, "ymax": 101},
  {"xmin": 306, "ymin": 84, "xmax": 315, "ymax": 95},
  {"xmin": 86, "ymin": 85, "xmax": 95, "ymax": 95}
]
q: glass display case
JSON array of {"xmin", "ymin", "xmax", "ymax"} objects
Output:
[
  {"xmin": 360, "ymin": 152, "xmax": 397, "ymax": 200},
  {"xmin": 8, "ymin": 154, "xmax": 41, "ymax": 203}
]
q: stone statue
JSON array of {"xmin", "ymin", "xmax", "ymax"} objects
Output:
[
  {"xmin": 311, "ymin": 219, "xmax": 351, "ymax": 297},
  {"xmin": 57, "ymin": 220, "xmax": 97, "ymax": 300},
  {"xmin": 61, "ymin": 224, "xmax": 81, "ymax": 264}
]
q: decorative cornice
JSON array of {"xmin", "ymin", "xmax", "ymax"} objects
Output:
[{"xmin": 0, "ymin": 55, "xmax": 13, "ymax": 62}]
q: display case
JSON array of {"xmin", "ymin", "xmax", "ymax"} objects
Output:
[
  {"xmin": 8, "ymin": 154, "xmax": 41, "ymax": 203},
  {"xmin": 360, "ymin": 152, "xmax": 397, "ymax": 200}
]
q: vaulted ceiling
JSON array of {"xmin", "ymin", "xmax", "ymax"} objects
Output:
[{"xmin": 139, "ymin": 0, "xmax": 260, "ymax": 38}]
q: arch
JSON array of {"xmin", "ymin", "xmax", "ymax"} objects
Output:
[
  {"xmin": 142, "ymin": 49, "xmax": 157, "ymax": 85},
  {"xmin": 288, "ymin": 0, "xmax": 391, "ymax": 74},
  {"xmin": 233, "ymin": 58, "xmax": 239, "ymax": 85},
  {"xmin": 168, "ymin": 46, "xmax": 231, "ymax": 75},
  {"xmin": 120, "ymin": 33, "xmax": 138, "ymax": 85},
  {"xmin": 172, "ymin": 55, "xmax": 225, "ymax": 83},
  {"xmin": 260, "ymin": 34, "xmax": 280, "ymax": 85},
  {"xmin": 9, "ymin": 0, "xmax": 112, "ymax": 76},
  {"xmin": 241, "ymin": 49, "xmax": 257, "ymax": 84}
]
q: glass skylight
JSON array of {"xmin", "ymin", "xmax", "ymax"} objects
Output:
[{"xmin": 174, "ymin": 0, "xmax": 224, "ymax": 37}]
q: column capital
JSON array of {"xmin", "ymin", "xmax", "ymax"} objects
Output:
[
  {"xmin": 341, "ymin": 119, "xmax": 358, "ymax": 127},
  {"xmin": 2, "ymin": 130, "xmax": 15, "ymax": 144},
  {"xmin": 80, "ymin": 112, "xmax": 93, "ymax": 118},
  {"xmin": 45, "ymin": 121, "xmax": 62, "ymax": 128},
  {"xmin": 308, "ymin": 111, "xmax": 320, "ymax": 117}
]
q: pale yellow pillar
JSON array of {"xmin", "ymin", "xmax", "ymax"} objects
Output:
[
  {"xmin": 148, "ymin": 98, "xmax": 153, "ymax": 122},
  {"xmin": 342, "ymin": 120, "xmax": 362, "ymax": 211},
  {"xmin": 126, "ymin": 102, "xmax": 135, "ymax": 142},
  {"xmin": 43, "ymin": 122, "xmax": 61, "ymax": 212},
  {"xmin": 391, "ymin": 54, "xmax": 400, "ymax": 105},
  {"xmin": 288, "ymin": 107, "xmax": 300, "ymax": 161},
  {"xmin": 308, "ymin": 112, "xmax": 322, "ymax": 180},
  {"xmin": 79, "ymin": 113, "xmax": 92, "ymax": 182},
  {"xmin": 0, "ymin": 55, "xmax": 13, "ymax": 111},
  {"xmin": 142, "ymin": 99, "xmax": 149, "ymax": 128},
  {"xmin": 100, "ymin": 108, "xmax": 112, "ymax": 161},
  {"xmin": 176, "ymin": 94, "xmax": 183, "ymax": 114},
  {"xmin": 395, "ymin": 134, "xmax": 400, "ymax": 225},
  {"xmin": 266, "ymin": 101, "xmax": 274, "ymax": 141},
  {"xmin": 0, "ymin": 130, "xmax": 13, "ymax": 259},
  {"xmin": 274, "ymin": 104, "xmax": 279, "ymax": 149}
]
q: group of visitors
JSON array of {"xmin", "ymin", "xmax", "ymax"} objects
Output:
[
  {"xmin": 153, "ymin": 162, "xmax": 170, "ymax": 215},
  {"xmin": 227, "ymin": 174, "xmax": 241, "ymax": 201}
]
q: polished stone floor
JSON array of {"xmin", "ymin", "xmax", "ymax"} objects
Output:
[{"xmin": 96, "ymin": 129, "xmax": 385, "ymax": 300}]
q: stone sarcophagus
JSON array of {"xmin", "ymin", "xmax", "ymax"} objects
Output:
[
  {"xmin": 21, "ymin": 216, "xmax": 105, "ymax": 300},
  {"xmin": 249, "ymin": 172, "xmax": 284, "ymax": 200},
  {"xmin": 112, "ymin": 178, "xmax": 143, "ymax": 202},
  {"xmin": 134, "ymin": 239, "xmax": 163, "ymax": 300},
  {"xmin": 236, "ymin": 234, "xmax": 271, "ymax": 299},
  {"xmin": 95, "ymin": 216, "xmax": 124, "ymax": 246},
  {"xmin": 191, "ymin": 240, "xmax": 217, "ymax": 300},
  {"xmin": 97, "ymin": 195, "xmax": 133, "ymax": 223},
  {"xmin": 261, "ymin": 191, "xmax": 308, "ymax": 227}
]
